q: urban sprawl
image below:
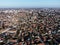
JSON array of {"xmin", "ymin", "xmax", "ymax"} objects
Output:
[{"xmin": 0, "ymin": 8, "xmax": 60, "ymax": 45}]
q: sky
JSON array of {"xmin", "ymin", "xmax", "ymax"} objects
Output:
[{"xmin": 0, "ymin": 0, "xmax": 60, "ymax": 8}]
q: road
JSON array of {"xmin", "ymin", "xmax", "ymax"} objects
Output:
[{"xmin": 0, "ymin": 28, "xmax": 11, "ymax": 34}]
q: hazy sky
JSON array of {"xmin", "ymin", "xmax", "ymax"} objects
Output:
[{"xmin": 0, "ymin": 0, "xmax": 60, "ymax": 8}]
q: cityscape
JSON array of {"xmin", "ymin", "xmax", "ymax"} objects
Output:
[
  {"xmin": 0, "ymin": 0, "xmax": 60, "ymax": 45},
  {"xmin": 0, "ymin": 8, "xmax": 60, "ymax": 45}
]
